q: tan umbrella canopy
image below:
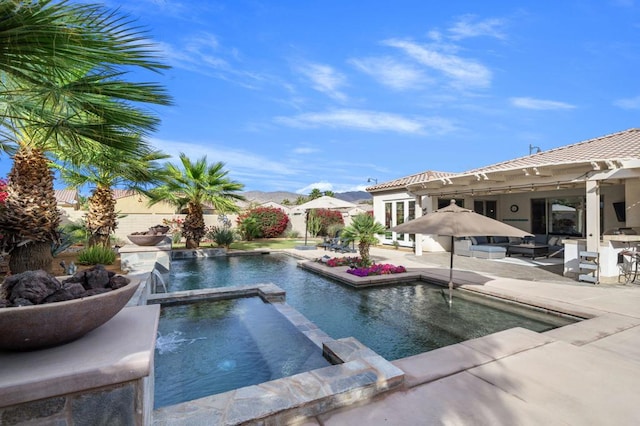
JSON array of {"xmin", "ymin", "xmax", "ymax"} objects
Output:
[
  {"xmin": 294, "ymin": 195, "xmax": 357, "ymax": 211},
  {"xmin": 294, "ymin": 196, "xmax": 357, "ymax": 247},
  {"xmin": 391, "ymin": 199, "xmax": 532, "ymax": 304}
]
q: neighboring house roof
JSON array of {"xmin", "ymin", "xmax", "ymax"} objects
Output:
[
  {"xmin": 112, "ymin": 189, "xmax": 137, "ymax": 199},
  {"xmin": 54, "ymin": 189, "xmax": 78, "ymax": 205},
  {"xmin": 367, "ymin": 170, "xmax": 456, "ymax": 192}
]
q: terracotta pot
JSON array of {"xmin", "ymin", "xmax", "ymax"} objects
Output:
[
  {"xmin": 127, "ymin": 234, "xmax": 166, "ymax": 246},
  {"xmin": 0, "ymin": 280, "xmax": 140, "ymax": 351}
]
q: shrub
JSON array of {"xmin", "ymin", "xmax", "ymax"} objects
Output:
[
  {"xmin": 238, "ymin": 216, "xmax": 260, "ymax": 241},
  {"xmin": 306, "ymin": 212, "xmax": 322, "ymax": 237},
  {"xmin": 236, "ymin": 207, "xmax": 289, "ymax": 238},
  {"xmin": 285, "ymin": 230, "xmax": 300, "ymax": 238},
  {"xmin": 312, "ymin": 209, "xmax": 344, "ymax": 236},
  {"xmin": 326, "ymin": 223, "xmax": 344, "ymax": 238},
  {"xmin": 207, "ymin": 226, "xmax": 235, "ymax": 248},
  {"xmin": 77, "ymin": 245, "xmax": 117, "ymax": 265}
]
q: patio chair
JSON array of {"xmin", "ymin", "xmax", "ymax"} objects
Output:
[{"xmin": 332, "ymin": 239, "xmax": 356, "ymax": 253}]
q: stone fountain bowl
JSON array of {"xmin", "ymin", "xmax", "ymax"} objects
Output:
[
  {"xmin": 0, "ymin": 279, "xmax": 140, "ymax": 351},
  {"xmin": 127, "ymin": 234, "xmax": 166, "ymax": 246}
]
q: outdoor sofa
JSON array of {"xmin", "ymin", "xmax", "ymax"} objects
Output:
[{"xmin": 455, "ymin": 234, "xmax": 566, "ymax": 260}]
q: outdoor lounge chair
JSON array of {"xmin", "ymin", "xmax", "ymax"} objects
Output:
[{"xmin": 331, "ymin": 239, "xmax": 356, "ymax": 253}]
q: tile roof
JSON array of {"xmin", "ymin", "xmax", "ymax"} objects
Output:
[
  {"xmin": 54, "ymin": 189, "xmax": 78, "ymax": 205},
  {"xmin": 465, "ymin": 128, "xmax": 640, "ymax": 175},
  {"xmin": 112, "ymin": 189, "xmax": 137, "ymax": 199},
  {"xmin": 367, "ymin": 170, "xmax": 456, "ymax": 192},
  {"xmin": 373, "ymin": 128, "xmax": 640, "ymax": 190}
]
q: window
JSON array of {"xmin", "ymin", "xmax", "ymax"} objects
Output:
[
  {"xmin": 549, "ymin": 198, "xmax": 585, "ymax": 236},
  {"xmin": 438, "ymin": 198, "xmax": 464, "ymax": 209},
  {"xmin": 473, "ymin": 200, "xmax": 496, "ymax": 218}
]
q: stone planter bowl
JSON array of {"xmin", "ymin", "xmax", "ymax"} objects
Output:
[
  {"xmin": 0, "ymin": 279, "xmax": 140, "ymax": 351},
  {"xmin": 127, "ymin": 234, "xmax": 166, "ymax": 246}
]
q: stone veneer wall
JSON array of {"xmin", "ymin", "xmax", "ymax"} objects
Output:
[{"xmin": 0, "ymin": 282, "xmax": 158, "ymax": 426}]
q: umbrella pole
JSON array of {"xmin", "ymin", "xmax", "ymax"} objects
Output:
[
  {"xmin": 304, "ymin": 210, "xmax": 309, "ymax": 246},
  {"xmin": 449, "ymin": 236, "xmax": 454, "ymax": 305}
]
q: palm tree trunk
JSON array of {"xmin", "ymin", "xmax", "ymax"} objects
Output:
[
  {"xmin": 359, "ymin": 242, "xmax": 370, "ymax": 264},
  {"xmin": 0, "ymin": 146, "xmax": 60, "ymax": 274},
  {"xmin": 183, "ymin": 202, "xmax": 205, "ymax": 248},
  {"xmin": 86, "ymin": 185, "xmax": 117, "ymax": 247},
  {"xmin": 8, "ymin": 242, "xmax": 54, "ymax": 274}
]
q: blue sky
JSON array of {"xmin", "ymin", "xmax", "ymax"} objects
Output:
[{"xmin": 3, "ymin": 1, "xmax": 640, "ymax": 194}]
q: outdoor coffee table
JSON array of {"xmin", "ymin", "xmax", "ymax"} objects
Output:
[{"xmin": 507, "ymin": 244, "xmax": 549, "ymax": 259}]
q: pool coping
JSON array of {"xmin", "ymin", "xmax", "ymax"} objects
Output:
[{"xmin": 150, "ymin": 285, "xmax": 405, "ymax": 425}]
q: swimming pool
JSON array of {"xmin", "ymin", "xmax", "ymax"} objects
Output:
[
  {"xmin": 167, "ymin": 254, "xmax": 575, "ymax": 361},
  {"xmin": 154, "ymin": 296, "xmax": 330, "ymax": 408}
]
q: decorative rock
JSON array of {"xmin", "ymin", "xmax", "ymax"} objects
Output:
[
  {"xmin": 3, "ymin": 270, "xmax": 62, "ymax": 305},
  {"xmin": 64, "ymin": 265, "xmax": 112, "ymax": 290},
  {"xmin": 1, "ymin": 266, "xmax": 131, "ymax": 308},
  {"xmin": 110, "ymin": 275, "xmax": 131, "ymax": 290}
]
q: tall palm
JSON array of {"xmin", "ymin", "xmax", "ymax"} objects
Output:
[
  {"xmin": 0, "ymin": 1, "xmax": 171, "ymax": 273},
  {"xmin": 340, "ymin": 213, "xmax": 386, "ymax": 265},
  {"xmin": 57, "ymin": 147, "xmax": 170, "ymax": 247},
  {"xmin": 146, "ymin": 154, "xmax": 246, "ymax": 249},
  {"xmin": 309, "ymin": 188, "xmax": 323, "ymax": 200}
]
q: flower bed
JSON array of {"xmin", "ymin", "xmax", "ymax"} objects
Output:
[
  {"xmin": 318, "ymin": 256, "xmax": 406, "ymax": 277},
  {"xmin": 347, "ymin": 264, "xmax": 407, "ymax": 277},
  {"xmin": 320, "ymin": 256, "xmax": 362, "ymax": 267}
]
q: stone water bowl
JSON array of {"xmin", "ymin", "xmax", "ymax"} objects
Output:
[
  {"xmin": 127, "ymin": 234, "xmax": 166, "ymax": 246},
  {"xmin": 0, "ymin": 279, "xmax": 140, "ymax": 351}
]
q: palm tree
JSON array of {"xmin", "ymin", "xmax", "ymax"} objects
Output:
[
  {"xmin": 0, "ymin": 1, "xmax": 171, "ymax": 273},
  {"xmin": 324, "ymin": 190, "xmax": 335, "ymax": 197},
  {"xmin": 340, "ymin": 213, "xmax": 386, "ymax": 266},
  {"xmin": 57, "ymin": 147, "xmax": 169, "ymax": 247},
  {"xmin": 309, "ymin": 188, "xmax": 323, "ymax": 200},
  {"xmin": 146, "ymin": 154, "xmax": 246, "ymax": 249}
]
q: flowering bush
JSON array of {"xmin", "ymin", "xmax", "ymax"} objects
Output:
[
  {"xmin": 236, "ymin": 206, "xmax": 289, "ymax": 238},
  {"xmin": 347, "ymin": 263, "xmax": 407, "ymax": 277},
  {"xmin": 311, "ymin": 209, "xmax": 344, "ymax": 235},
  {"xmin": 162, "ymin": 217, "xmax": 184, "ymax": 243},
  {"xmin": 0, "ymin": 179, "xmax": 7, "ymax": 204},
  {"xmin": 322, "ymin": 256, "xmax": 362, "ymax": 267},
  {"xmin": 162, "ymin": 217, "xmax": 184, "ymax": 233}
]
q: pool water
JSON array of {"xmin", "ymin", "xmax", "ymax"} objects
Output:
[
  {"xmin": 154, "ymin": 296, "xmax": 330, "ymax": 408},
  {"xmin": 167, "ymin": 254, "xmax": 575, "ymax": 361}
]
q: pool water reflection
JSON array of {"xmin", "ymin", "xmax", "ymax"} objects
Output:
[{"xmin": 168, "ymin": 254, "xmax": 576, "ymax": 361}]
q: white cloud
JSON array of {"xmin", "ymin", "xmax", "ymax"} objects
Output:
[
  {"xmin": 349, "ymin": 57, "xmax": 428, "ymax": 90},
  {"xmin": 510, "ymin": 97, "xmax": 576, "ymax": 110},
  {"xmin": 296, "ymin": 63, "xmax": 348, "ymax": 101},
  {"xmin": 296, "ymin": 181, "xmax": 334, "ymax": 194},
  {"xmin": 613, "ymin": 96, "xmax": 640, "ymax": 109},
  {"xmin": 276, "ymin": 109, "xmax": 450, "ymax": 134},
  {"xmin": 293, "ymin": 147, "xmax": 320, "ymax": 154},
  {"xmin": 150, "ymin": 138, "xmax": 300, "ymax": 177},
  {"xmin": 448, "ymin": 15, "xmax": 506, "ymax": 40},
  {"xmin": 383, "ymin": 38, "xmax": 492, "ymax": 89}
]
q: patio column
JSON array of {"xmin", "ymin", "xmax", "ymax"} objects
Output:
[
  {"xmin": 414, "ymin": 194, "xmax": 423, "ymax": 255},
  {"xmin": 585, "ymin": 179, "xmax": 601, "ymax": 252}
]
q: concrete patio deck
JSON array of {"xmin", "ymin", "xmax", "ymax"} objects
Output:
[{"xmin": 285, "ymin": 246, "xmax": 640, "ymax": 425}]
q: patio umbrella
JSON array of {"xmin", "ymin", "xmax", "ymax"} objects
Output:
[
  {"xmin": 294, "ymin": 196, "xmax": 357, "ymax": 247},
  {"xmin": 390, "ymin": 199, "xmax": 532, "ymax": 304}
]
